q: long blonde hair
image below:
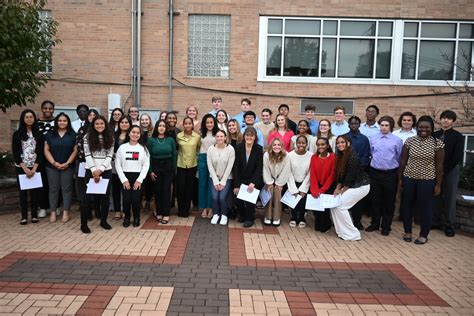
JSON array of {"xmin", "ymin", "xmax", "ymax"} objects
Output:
[
  {"xmin": 267, "ymin": 137, "xmax": 287, "ymax": 164},
  {"xmin": 139, "ymin": 113, "xmax": 154, "ymax": 136},
  {"xmin": 227, "ymin": 119, "xmax": 243, "ymax": 144}
]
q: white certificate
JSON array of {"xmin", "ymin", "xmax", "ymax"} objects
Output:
[
  {"xmin": 259, "ymin": 188, "xmax": 272, "ymax": 207},
  {"xmin": 462, "ymin": 195, "xmax": 474, "ymax": 201},
  {"xmin": 19, "ymin": 172, "xmax": 43, "ymax": 190},
  {"xmin": 77, "ymin": 162, "xmax": 86, "ymax": 178},
  {"xmin": 236, "ymin": 184, "xmax": 260, "ymax": 204},
  {"xmin": 280, "ymin": 190, "xmax": 302, "ymax": 209},
  {"xmin": 321, "ymin": 194, "xmax": 341, "ymax": 208},
  {"xmin": 305, "ymin": 195, "xmax": 324, "ymax": 211},
  {"xmin": 86, "ymin": 178, "xmax": 110, "ymax": 194}
]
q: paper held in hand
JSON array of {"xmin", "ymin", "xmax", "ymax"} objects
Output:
[
  {"xmin": 18, "ymin": 172, "xmax": 43, "ymax": 190},
  {"xmin": 259, "ymin": 188, "xmax": 272, "ymax": 207},
  {"xmin": 237, "ymin": 184, "xmax": 260, "ymax": 204},
  {"xmin": 306, "ymin": 194, "xmax": 341, "ymax": 211},
  {"xmin": 280, "ymin": 190, "xmax": 302, "ymax": 209},
  {"xmin": 77, "ymin": 162, "xmax": 86, "ymax": 178},
  {"xmin": 86, "ymin": 178, "xmax": 110, "ymax": 194}
]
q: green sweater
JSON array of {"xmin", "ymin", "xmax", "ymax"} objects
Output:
[{"xmin": 146, "ymin": 137, "xmax": 177, "ymax": 172}]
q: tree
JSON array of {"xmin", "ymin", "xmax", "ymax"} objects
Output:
[{"xmin": 0, "ymin": 0, "xmax": 60, "ymax": 112}]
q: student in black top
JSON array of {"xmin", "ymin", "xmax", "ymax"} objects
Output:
[
  {"xmin": 233, "ymin": 127, "xmax": 263, "ymax": 228},
  {"xmin": 433, "ymin": 110, "xmax": 464, "ymax": 237},
  {"xmin": 12, "ymin": 109, "xmax": 44, "ymax": 225},
  {"xmin": 109, "ymin": 108, "xmax": 124, "ymax": 133},
  {"xmin": 278, "ymin": 104, "xmax": 297, "ymax": 134}
]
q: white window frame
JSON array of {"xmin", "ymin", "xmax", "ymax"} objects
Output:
[
  {"xmin": 258, "ymin": 17, "xmax": 474, "ymax": 87},
  {"xmin": 39, "ymin": 10, "xmax": 53, "ymax": 74}
]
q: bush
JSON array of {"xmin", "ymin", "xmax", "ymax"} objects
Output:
[
  {"xmin": 459, "ymin": 159, "xmax": 474, "ymax": 191},
  {"xmin": 0, "ymin": 151, "xmax": 15, "ymax": 178}
]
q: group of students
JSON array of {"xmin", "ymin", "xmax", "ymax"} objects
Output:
[{"xmin": 12, "ymin": 96, "xmax": 464, "ymax": 244}]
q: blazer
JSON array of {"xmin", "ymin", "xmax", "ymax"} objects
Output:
[{"xmin": 232, "ymin": 143, "xmax": 263, "ymax": 190}]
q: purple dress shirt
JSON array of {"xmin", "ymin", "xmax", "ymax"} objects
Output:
[{"xmin": 370, "ymin": 132, "xmax": 403, "ymax": 170}]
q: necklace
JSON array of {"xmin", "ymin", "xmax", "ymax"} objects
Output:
[{"xmin": 157, "ymin": 137, "xmax": 165, "ymax": 144}]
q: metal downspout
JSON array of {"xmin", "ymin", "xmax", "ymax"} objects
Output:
[
  {"xmin": 168, "ymin": 0, "xmax": 173, "ymax": 111},
  {"xmin": 136, "ymin": 0, "xmax": 142, "ymax": 108}
]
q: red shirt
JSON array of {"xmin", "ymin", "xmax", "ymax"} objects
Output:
[
  {"xmin": 310, "ymin": 153, "xmax": 335, "ymax": 196},
  {"xmin": 268, "ymin": 130, "xmax": 295, "ymax": 152}
]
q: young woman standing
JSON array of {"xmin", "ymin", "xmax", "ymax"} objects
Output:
[
  {"xmin": 226, "ymin": 119, "xmax": 243, "ymax": 148},
  {"xmin": 207, "ymin": 130, "xmax": 235, "ymax": 225},
  {"xmin": 310, "ymin": 137, "xmax": 336, "ymax": 232},
  {"xmin": 216, "ymin": 109, "xmax": 229, "ymax": 132},
  {"xmin": 267, "ymin": 114, "xmax": 294, "ymax": 152},
  {"xmin": 287, "ymin": 135, "xmax": 313, "ymax": 227},
  {"xmin": 44, "ymin": 113, "xmax": 77, "ymax": 223},
  {"xmin": 198, "ymin": 114, "xmax": 218, "ymax": 218},
  {"xmin": 82, "ymin": 115, "xmax": 114, "ymax": 233},
  {"xmin": 263, "ymin": 138, "xmax": 290, "ymax": 227},
  {"xmin": 12, "ymin": 110, "xmax": 44, "ymax": 225},
  {"xmin": 109, "ymin": 108, "xmax": 124, "ymax": 132},
  {"xmin": 147, "ymin": 120, "xmax": 176, "ymax": 224},
  {"xmin": 313, "ymin": 119, "xmax": 336, "ymax": 152},
  {"xmin": 176, "ymin": 117, "xmax": 201, "ymax": 217},
  {"xmin": 185, "ymin": 105, "xmax": 201, "ymax": 131},
  {"xmin": 115, "ymin": 125, "xmax": 150, "ymax": 227},
  {"xmin": 291, "ymin": 120, "xmax": 314, "ymax": 152},
  {"xmin": 111, "ymin": 116, "xmax": 131, "ymax": 219},
  {"xmin": 128, "ymin": 106, "xmax": 140, "ymax": 126},
  {"xmin": 139, "ymin": 113, "xmax": 154, "ymax": 212},
  {"xmin": 165, "ymin": 112, "xmax": 182, "ymax": 142}
]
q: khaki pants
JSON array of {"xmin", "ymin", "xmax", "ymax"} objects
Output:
[{"xmin": 264, "ymin": 186, "xmax": 282, "ymax": 221}]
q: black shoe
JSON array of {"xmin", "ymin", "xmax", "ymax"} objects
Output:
[
  {"xmin": 365, "ymin": 225, "xmax": 379, "ymax": 232},
  {"xmin": 20, "ymin": 219, "xmax": 27, "ymax": 225},
  {"xmin": 81, "ymin": 225, "xmax": 91, "ymax": 234},
  {"xmin": 354, "ymin": 223, "xmax": 364, "ymax": 230},
  {"xmin": 381, "ymin": 230, "xmax": 390, "ymax": 236},
  {"xmin": 123, "ymin": 218, "xmax": 130, "ymax": 228},
  {"xmin": 445, "ymin": 227, "xmax": 455, "ymax": 237},
  {"xmin": 243, "ymin": 220, "xmax": 254, "ymax": 228},
  {"xmin": 31, "ymin": 218, "xmax": 39, "ymax": 223},
  {"xmin": 237, "ymin": 216, "xmax": 245, "ymax": 223},
  {"xmin": 414, "ymin": 237, "xmax": 428, "ymax": 245},
  {"xmin": 133, "ymin": 218, "xmax": 140, "ymax": 227},
  {"xmin": 100, "ymin": 221, "xmax": 112, "ymax": 230}
]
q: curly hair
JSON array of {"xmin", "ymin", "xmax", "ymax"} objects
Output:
[
  {"xmin": 87, "ymin": 115, "xmax": 114, "ymax": 152},
  {"xmin": 267, "ymin": 137, "xmax": 287, "ymax": 164},
  {"xmin": 200, "ymin": 113, "xmax": 218, "ymax": 138}
]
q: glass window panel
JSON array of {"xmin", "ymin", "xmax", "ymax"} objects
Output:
[
  {"xmin": 376, "ymin": 40, "xmax": 392, "ymax": 78},
  {"xmin": 404, "ymin": 22, "xmax": 418, "ymax": 37},
  {"xmin": 323, "ymin": 20, "xmax": 337, "ymax": 35},
  {"xmin": 283, "ymin": 37, "xmax": 319, "ymax": 76},
  {"xmin": 285, "ymin": 20, "xmax": 320, "ymax": 35},
  {"xmin": 418, "ymin": 41, "xmax": 455, "ymax": 80},
  {"xmin": 340, "ymin": 21, "xmax": 375, "ymax": 36},
  {"xmin": 321, "ymin": 38, "xmax": 336, "ymax": 77},
  {"xmin": 401, "ymin": 40, "xmax": 417, "ymax": 79},
  {"xmin": 338, "ymin": 39, "xmax": 374, "ymax": 78},
  {"xmin": 266, "ymin": 36, "xmax": 282, "ymax": 76},
  {"xmin": 378, "ymin": 22, "xmax": 393, "ymax": 36},
  {"xmin": 268, "ymin": 19, "xmax": 282, "ymax": 34},
  {"xmin": 460, "ymin": 24, "xmax": 474, "ymax": 39},
  {"xmin": 421, "ymin": 23, "xmax": 456, "ymax": 38},
  {"xmin": 456, "ymin": 42, "xmax": 473, "ymax": 81}
]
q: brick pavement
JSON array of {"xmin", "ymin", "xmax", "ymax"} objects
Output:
[{"xmin": 0, "ymin": 210, "xmax": 472, "ymax": 315}]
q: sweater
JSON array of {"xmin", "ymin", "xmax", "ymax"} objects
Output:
[
  {"xmin": 433, "ymin": 128, "xmax": 464, "ymax": 172},
  {"xmin": 200, "ymin": 131, "xmax": 216, "ymax": 154},
  {"xmin": 84, "ymin": 134, "xmax": 114, "ymax": 172},
  {"xmin": 207, "ymin": 144, "xmax": 235, "ymax": 186},
  {"xmin": 263, "ymin": 152, "xmax": 291, "ymax": 186},
  {"xmin": 309, "ymin": 153, "xmax": 336, "ymax": 196},
  {"xmin": 254, "ymin": 122, "xmax": 275, "ymax": 148},
  {"xmin": 287, "ymin": 151, "xmax": 312, "ymax": 194},
  {"xmin": 147, "ymin": 137, "xmax": 177, "ymax": 172},
  {"xmin": 115, "ymin": 143, "xmax": 150, "ymax": 184}
]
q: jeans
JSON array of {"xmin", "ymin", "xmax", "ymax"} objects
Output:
[
  {"xmin": 211, "ymin": 179, "xmax": 232, "ymax": 216},
  {"xmin": 176, "ymin": 167, "xmax": 197, "ymax": 217},
  {"xmin": 16, "ymin": 167, "xmax": 39, "ymax": 220},
  {"xmin": 198, "ymin": 153, "xmax": 212, "ymax": 209},
  {"xmin": 122, "ymin": 172, "xmax": 141, "ymax": 221},
  {"xmin": 46, "ymin": 166, "xmax": 74, "ymax": 211}
]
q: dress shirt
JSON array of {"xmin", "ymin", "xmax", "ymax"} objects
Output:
[
  {"xmin": 176, "ymin": 131, "xmax": 201, "ymax": 168},
  {"xmin": 344, "ymin": 131, "xmax": 370, "ymax": 167},
  {"xmin": 331, "ymin": 120, "xmax": 349, "ymax": 136},
  {"xmin": 370, "ymin": 132, "xmax": 403, "ymax": 170},
  {"xmin": 71, "ymin": 119, "xmax": 85, "ymax": 133},
  {"xmin": 308, "ymin": 119, "xmax": 319, "ymax": 136},
  {"xmin": 393, "ymin": 128, "xmax": 416, "ymax": 143},
  {"xmin": 360, "ymin": 122, "xmax": 380, "ymax": 139}
]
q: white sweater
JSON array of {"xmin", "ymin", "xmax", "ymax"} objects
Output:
[
  {"xmin": 263, "ymin": 152, "xmax": 290, "ymax": 186},
  {"xmin": 287, "ymin": 151, "xmax": 312, "ymax": 194},
  {"xmin": 115, "ymin": 143, "xmax": 150, "ymax": 184},
  {"xmin": 207, "ymin": 144, "xmax": 235, "ymax": 186},
  {"xmin": 84, "ymin": 134, "xmax": 114, "ymax": 172}
]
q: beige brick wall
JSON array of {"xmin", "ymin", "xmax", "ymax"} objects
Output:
[{"xmin": 1, "ymin": 0, "xmax": 473, "ymax": 150}]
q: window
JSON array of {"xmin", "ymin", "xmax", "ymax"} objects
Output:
[
  {"xmin": 39, "ymin": 11, "xmax": 53, "ymax": 73},
  {"xmin": 299, "ymin": 99, "xmax": 354, "ymax": 115},
  {"xmin": 188, "ymin": 15, "xmax": 230, "ymax": 78},
  {"xmin": 258, "ymin": 17, "xmax": 474, "ymax": 85}
]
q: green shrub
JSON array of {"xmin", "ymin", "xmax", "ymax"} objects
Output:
[{"xmin": 459, "ymin": 159, "xmax": 474, "ymax": 191}]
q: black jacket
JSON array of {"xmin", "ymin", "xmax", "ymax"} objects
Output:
[
  {"xmin": 337, "ymin": 151, "xmax": 370, "ymax": 188},
  {"xmin": 233, "ymin": 143, "xmax": 263, "ymax": 189},
  {"xmin": 12, "ymin": 130, "xmax": 44, "ymax": 167},
  {"xmin": 433, "ymin": 128, "xmax": 464, "ymax": 172}
]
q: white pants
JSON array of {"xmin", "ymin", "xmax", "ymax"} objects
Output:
[{"xmin": 331, "ymin": 184, "xmax": 370, "ymax": 241}]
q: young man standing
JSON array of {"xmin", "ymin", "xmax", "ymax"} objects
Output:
[
  {"xmin": 331, "ymin": 105, "xmax": 349, "ymax": 136},
  {"xmin": 233, "ymin": 98, "xmax": 259, "ymax": 130},
  {"xmin": 209, "ymin": 96, "xmax": 223, "ymax": 117},
  {"xmin": 360, "ymin": 105, "xmax": 380, "ymax": 139},
  {"xmin": 278, "ymin": 104, "xmax": 297, "ymax": 134},
  {"xmin": 433, "ymin": 110, "xmax": 464, "ymax": 237},
  {"xmin": 304, "ymin": 104, "xmax": 319, "ymax": 135},
  {"xmin": 241, "ymin": 111, "xmax": 264, "ymax": 147},
  {"xmin": 71, "ymin": 104, "xmax": 90, "ymax": 132}
]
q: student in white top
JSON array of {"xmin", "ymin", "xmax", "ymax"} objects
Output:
[
  {"xmin": 291, "ymin": 120, "xmax": 314, "ymax": 152},
  {"xmin": 216, "ymin": 109, "xmax": 229, "ymax": 133},
  {"xmin": 254, "ymin": 108, "xmax": 274, "ymax": 149},
  {"xmin": 71, "ymin": 104, "xmax": 89, "ymax": 133},
  {"xmin": 393, "ymin": 111, "xmax": 417, "ymax": 143},
  {"xmin": 207, "ymin": 130, "xmax": 235, "ymax": 225},
  {"xmin": 263, "ymin": 137, "xmax": 291, "ymax": 227},
  {"xmin": 287, "ymin": 135, "xmax": 312, "ymax": 227},
  {"xmin": 115, "ymin": 125, "xmax": 150, "ymax": 228},
  {"xmin": 360, "ymin": 105, "xmax": 380, "ymax": 139}
]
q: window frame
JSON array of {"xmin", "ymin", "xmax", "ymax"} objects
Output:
[
  {"xmin": 39, "ymin": 10, "xmax": 53, "ymax": 74},
  {"xmin": 258, "ymin": 17, "xmax": 474, "ymax": 86}
]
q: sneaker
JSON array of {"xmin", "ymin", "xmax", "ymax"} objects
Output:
[
  {"xmin": 289, "ymin": 220, "xmax": 296, "ymax": 227},
  {"xmin": 211, "ymin": 214, "xmax": 219, "ymax": 225},
  {"xmin": 272, "ymin": 219, "xmax": 281, "ymax": 227},
  {"xmin": 298, "ymin": 221, "xmax": 306, "ymax": 228},
  {"xmin": 220, "ymin": 215, "xmax": 228, "ymax": 226},
  {"xmin": 31, "ymin": 218, "xmax": 39, "ymax": 224},
  {"xmin": 38, "ymin": 209, "xmax": 47, "ymax": 218},
  {"xmin": 263, "ymin": 218, "xmax": 272, "ymax": 226},
  {"xmin": 20, "ymin": 219, "xmax": 27, "ymax": 225}
]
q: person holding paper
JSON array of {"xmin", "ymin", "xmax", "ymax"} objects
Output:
[
  {"xmin": 44, "ymin": 113, "xmax": 78, "ymax": 224},
  {"xmin": 287, "ymin": 135, "xmax": 312, "ymax": 227},
  {"xmin": 207, "ymin": 130, "xmax": 235, "ymax": 225},
  {"xmin": 115, "ymin": 125, "xmax": 150, "ymax": 228},
  {"xmin": 332, "ymin": 135, "xmax": 371, "ymax": 241},
  {"xmin": 82, "ymin": 115, "xmax": 114, "ymax": 233},
  {"xmin": 233, "ymin": 127, "xmax": 263, "ymax": 228},
  {"xmin": 263, "ymin": 138, "xmax": 290, "ymax": 227},
  {"xmin": 12, "ymin": 109, "xmax": 44, "ymax": 225},
  {"xmin": 310, "ymin": 137, "xmax": 336, "ymax": 232}
]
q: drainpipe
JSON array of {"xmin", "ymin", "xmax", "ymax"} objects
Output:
[
  {"xmin": 132, "ymin": 0, "xmax": 142, "ymax": 108},
  {"xmin": 137, "ymin": 0, "xmax": 142, "ymax": 108},
  {"xmin": 168, "ymin": 0, "xmax": 174, "ymax": 111}
]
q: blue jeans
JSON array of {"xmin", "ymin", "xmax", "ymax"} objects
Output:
[
  {"xmin": 401, "ymin": 176, "xmax": 435, "ymax": 238},
  {"xmin": 211, "ymin": 179, "xmax": 232, "ymax": 216},
  {"xmin": 198, "ymin": 153, "xmax": 212, "ymax": 209}
]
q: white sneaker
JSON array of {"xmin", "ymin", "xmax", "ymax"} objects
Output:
[
  {"xmin": 289, "ymin": 220, "xmax": 296, "ymax": 227},
  {"xmin": 299, "ymin": 221, "xmax": 306, "ymax": 228},
  {"xmin": 211, "ymin": 214, "xmax": 219, "ymax": 225},
  {"xmin": 38, "ymin": 209, "xmax": 47, "ymax": 218},
  {"xmin": 220, "ymin": 215, "xmax": 228, "ymax": 226},
  {"xmin": 56, "ymin": 208, "xmax": 61, "ymax": 216},
  {"xmin": 272, "ymin": 219, "xmax": 280, "ymax": 226},
  {"xmin": 264, "ymin": 218, "xmax": 272, "ymax": 225}
]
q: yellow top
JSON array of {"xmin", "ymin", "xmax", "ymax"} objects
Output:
[{"xmin": 176, "ymin": 131, "xmax": 201, "ymax": 168}]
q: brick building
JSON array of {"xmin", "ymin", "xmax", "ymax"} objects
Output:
[{"xmin": 1, "ymin": 0, "xmax": 474, "ymax": 151}]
